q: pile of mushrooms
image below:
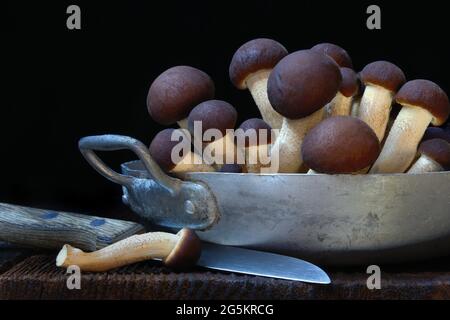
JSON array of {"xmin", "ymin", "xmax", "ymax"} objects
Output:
[{"xmin": 145, "ymin": 39, "xmax": 449, "ymax": 175}]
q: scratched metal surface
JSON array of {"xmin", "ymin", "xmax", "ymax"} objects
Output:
[{"xmin": 1, "ymin": 255, "xmax": 450, "ymax": 300}]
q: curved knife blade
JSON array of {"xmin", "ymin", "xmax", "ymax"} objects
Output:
[{"xmin": 197, "ymin": 243, "xmax": 331, "ymax": 284}]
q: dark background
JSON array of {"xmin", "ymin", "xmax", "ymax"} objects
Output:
[{"xmin": 1, "ymin": 1, "xmax": 449, "ymax": 215}]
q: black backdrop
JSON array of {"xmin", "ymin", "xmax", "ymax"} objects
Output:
[{"xmin": 2, "ymin": 1, "xmax": 449, "ymax": 214}]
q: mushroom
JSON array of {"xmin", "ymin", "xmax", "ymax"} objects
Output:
[
  {"xmin": 310, "ymin": 42, "xmax": 353, "ymax": 68},
  {"xmin": 149, "ymin": 128, "xmax": 215, "ymax": 173},
  {"xmin": 326, "ymin": 67, "xmax": 359, "ymax": 117},
  {"xmin": 357, "ymin": 61, "xmax": 406, "ymax": 141},
  {"xmin": 370, "ymin": 80, "xmax": 450, "ymax": 173},
  {"xmin": 147, "ymin": 66, "xmax": 215, "ymax": 129},
  {"xmin": 229, "ymin": 38, "xmax": 288, "ymax": 129},
  {"xmin": 302, "ymin": 116, "xmax": 380, "ymax": 174},
  {"xmin": 407, "ymin": 139, "xmax": 450, "ymax": 174},
  {"xmin": 421, "ymin": 127, "xmax": 450, "ymax": 143},
  {"xmin": 267, "ymin": 50, "xmax": 342, "ymax": 173},
  {"xmin": 235, "ymin": 118, "xmax": 273, "ymax": 173},
  {"xmin": 188, "ymin": 100, "xmax": 244, "ymax": 167},
  {"xmin": 56, "ymin": 229, "xmax": 201, "ymax": 272}
]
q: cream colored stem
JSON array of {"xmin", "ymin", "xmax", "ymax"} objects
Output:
[
  {"xmin": 247, "ymin": 70, "xmax": 283, "ymax": 129},
  {"xmin": 177, "ymin": 119, "xmax": 189, "ymax": 130},
  {"xmin": 358, "ymin": 85, "xmax": 394, "ymax": 141},
  {"xmin": 407, "ymin": 155, "xmax": 443, "ymax": 174},
  {"xmin": 245, "ymin": 144, "xmax": 270, "ymax": 173},
  {"xmin": 351, "ymin": 97, "xmax": 361, "ymax": 117},
  {"xmin": 370, "ymin": 105, "xmax": 432, "ymax": 174},
  {"xmin": 172, "ymin": 151, "xmax": 215, "ymax": 173},
  {"xmin": 269, "ymin": 108, "xmax": 324, "ymax": 173},
  {"xmin": 203, "ymin": 132, "xmax": 245, "ymax": 166},
  {"xmin": 56, "ymin": 232, "xmax": 179, "ymax": 272},
  {"xmin": 327, "ymin": 93, "xmax": 353, "ymax": 117},
  {"xmin": 307, "ymin": 169, "xmax": 317, "ymax": 174}
]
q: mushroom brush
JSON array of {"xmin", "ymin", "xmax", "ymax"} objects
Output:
[
  {"xmin": 407, "ymin": 139, "xmax": 450, "ymax": 174},
  {"xmin": 302, "ymin": 116, "xmax": 380, "ymax": 174},
  {"xmin": 267, "ymin": 50, "xmax": 342, "ymax": 173},
  {"xmin": 358, "ymin": 61, "xmax": 406, "ymax": 141},
  {"xmin": 147, "ymin": 66, "xmax": 215, "ymax": 129},
  {"xmin": 56, "ymin": 229, "xmax": 201, "ymax": 272},
  {"xmin": 188, "ymin": 100, "xmax": 244, "ymax": 168},
  {"xmin": 229, "ymin": 38, "xmax": 288, "ymax": 129},
  {"xmin": 326, "ymin": 67, "xmax": 359, "ymax": 117},
  {"xmin": 370, "ymin": 80, "xmax": 450, "ymax": 173},
  {"xmin": 149, "ymin": 128, "xmax": 215, "ymax": 173},
  {"xmin": 235, "ymin": 118, "xmax": 273, "ymax": 173}
]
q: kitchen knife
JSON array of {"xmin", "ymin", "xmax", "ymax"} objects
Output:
[
  {"xmin": 0, "ymin": 202, "xmax": 145, "ymax": 251},
  {"xmin": 198, "ymin": 243, "xmax": 331, "ymax": 284}
]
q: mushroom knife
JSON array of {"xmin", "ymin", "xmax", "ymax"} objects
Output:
[{"xmin": 197, "ymin": 243, "xmax": 331, "ymax": 284}]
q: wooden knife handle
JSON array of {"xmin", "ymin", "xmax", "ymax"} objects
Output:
[{"xmin": 0, "ymin": 202, "xmax": 145, "ymax": 251}]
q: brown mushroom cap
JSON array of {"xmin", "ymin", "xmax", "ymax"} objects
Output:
[
  {"xmin": 163, "ymin": 229, "xmax": 201, "ymax": 269},
  {"xmin": 302, "ymin": 116, "xmax": 380, "ymax": 173},
  {"xmin": 267, "ymin": 50, "xmax": 342, "ymax": 119},
  {"xmin": 147, "ymin": 66, "xmax": 215, "ymax": 125},
  {"xmin": 187, "ymin": 100, "xmax": 237, "ymax": 136},
  {"xmin": 229, "ymin": 38, "xmax": 288, "ymax": 89},
  {"xmin": 339, "ymin": 67, "xmax": 359, "ymax": 97},
  {"xmin": 360, "ymin": 61, "xmax": 406, "ymax": 92},
  {"xmin": 422, "ymin": 127, "xmax": 450, "ymax": 144},
  {"xmin": 395, "ymin": 80, "xmax": 450, "ymax": 126},
  {"xmin": 218, "ymin": 164, "xmax": 243, "ymax": 173},
  {"xmin": 237, "ymin": 118, "xmax": 273, "ymax": 147},
  {"xmin": 311, "ymin": 43, "xmax": 353, "ymax": 68},
  {"xmin": 149, "ymin": 128, "xmax": 186, "ymax": 172},
  {"xmin": 418, "ymin": 138, "xmax": 450, "ymax": 169}
]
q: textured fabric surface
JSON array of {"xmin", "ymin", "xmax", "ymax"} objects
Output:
[{"xmin": 1, "ymin": 255, "xmax": 450, "ymax": 300}]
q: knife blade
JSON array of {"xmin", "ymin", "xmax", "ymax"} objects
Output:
[{"xmin": 197, "ymin": 243, "xmax": 331, "ymax": 284}]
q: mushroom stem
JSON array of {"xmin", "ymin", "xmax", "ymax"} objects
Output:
[
  {"xmin": 245, "ymin": 144, "xmax": 271, "ymax": 173},
  {"xmin": 407, "ymin": 155, "xmax": 444, "ymax": 174},
  {"xmin": 370, "ymin": 105, "xmax": 433, "ymax": 173},
  {"xmin": 327, "ymin": 92, "xmax": 353, "ymax": 117},
  {"xmin": 351, "ymin": 97, "xmax": 361, "ymax": 117},
  {"xmin": 204, "ymin": 132, "xmax": 245, "ymax": 166},
  {"xmin": 307, "ymin": 169, "xmax": 317, "ymax": 174},
  {"xmin": 56, "ymin": 232, "xmax": 179, "ymax": 272},
  {"xmin": 172, "ymin": 152, "xmax": 215, "ymax": 173},
  {"xmin": 177, "ymin": 118, "xmax": 189, "ymax": 130},
  {"xmin": 270, "ymin": 108, "xmax": 324, "ymax": 173},
  {"xmin": 358, "ymin": 85, "xmax": 394, "ymax": 141},
  {"xmin": 246, "ymin": 70, "xmax": 283, "ymax": 129}
]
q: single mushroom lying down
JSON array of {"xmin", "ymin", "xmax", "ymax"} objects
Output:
[
  {"xmin": 147, "ymin": 66, "xmax": 215, "ymax": 129},
  {"xmin": 229, "ymin": 38, "xmax": 288, "ymax": 129},
  {"xmin": 407, "ymin": 139, "xmax": 450, "ymax": 174},
  {"xmin": 149, "ymin": 128, "xmax": 215, "ymax": 173},
  {"xmin": 267, "ymin": 50, "xmax": 342, "ymax": 173},
  {"xmin": 56, "ymin": 229, "xmax": 201, "ymax": 272},
  {"xmin": 302, "ymin": 116, "xmax": 380, "ymax": 174},
  {"xmin": 370, "ymin": 80, "xmax": 450, "ymax": 173}
]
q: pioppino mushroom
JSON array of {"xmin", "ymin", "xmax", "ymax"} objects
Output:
[
  {"xmin": 326, "ymin": 67, "xmax": 359, "ymax": 117},
  {"xmin": 421, "ymin": 127, "xmax": 450, "ymax": 143},
  {"xmin": 311, "ymin": 42, "xmax": 353, "ymax": 68},
  {"xmin": 358, "ymin": 61, "xmax": 406, "ymax": 141},
  {"xmin": 407, "ymin": 139, "xmax": 450, "ymax": 174},
  {"xmin": 235, "ymin": 118, "xmax": 273, "ymax": 173},
  {"xmin": 302, "ymin": 116, "xmax": 380, "ymax": 174},
  {"xmin": 147, "ymin": 66, "xmax": 215, "ymax": 129},
  {"xmin": 229, "ymin": 38, "xmax": 288, "ymax": 129},
  {"xmin": 370, "ymin": 80, "xmax": 450, "ymax": 173},
  {"xmin": 267, "ymin": 50, "xmax": 342, "ymax": 172},
  {"xmin": 188, "ymin": 100, "xmax": 244, "ymax": 167},
  {"xmin": 56, "ymin": 229, "xmax": 201, "ymax": 272},
  {"xmin": 149, "ymin": 128, "xmax": 215, "ymax": 173}
]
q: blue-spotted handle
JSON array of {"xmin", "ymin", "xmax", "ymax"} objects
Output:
[{"xmin": 0, "ymin": 202, "xmax": 145, "ymax": 251}]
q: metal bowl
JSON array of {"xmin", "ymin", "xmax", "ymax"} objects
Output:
[{"xmin": 79, "ymin": 134, "xmax": 450, "ymax": 266}]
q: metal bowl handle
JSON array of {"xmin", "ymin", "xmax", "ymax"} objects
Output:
[{"xmin": 78, "ymin": 134, "xmax": 177, "ymax": 190}]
